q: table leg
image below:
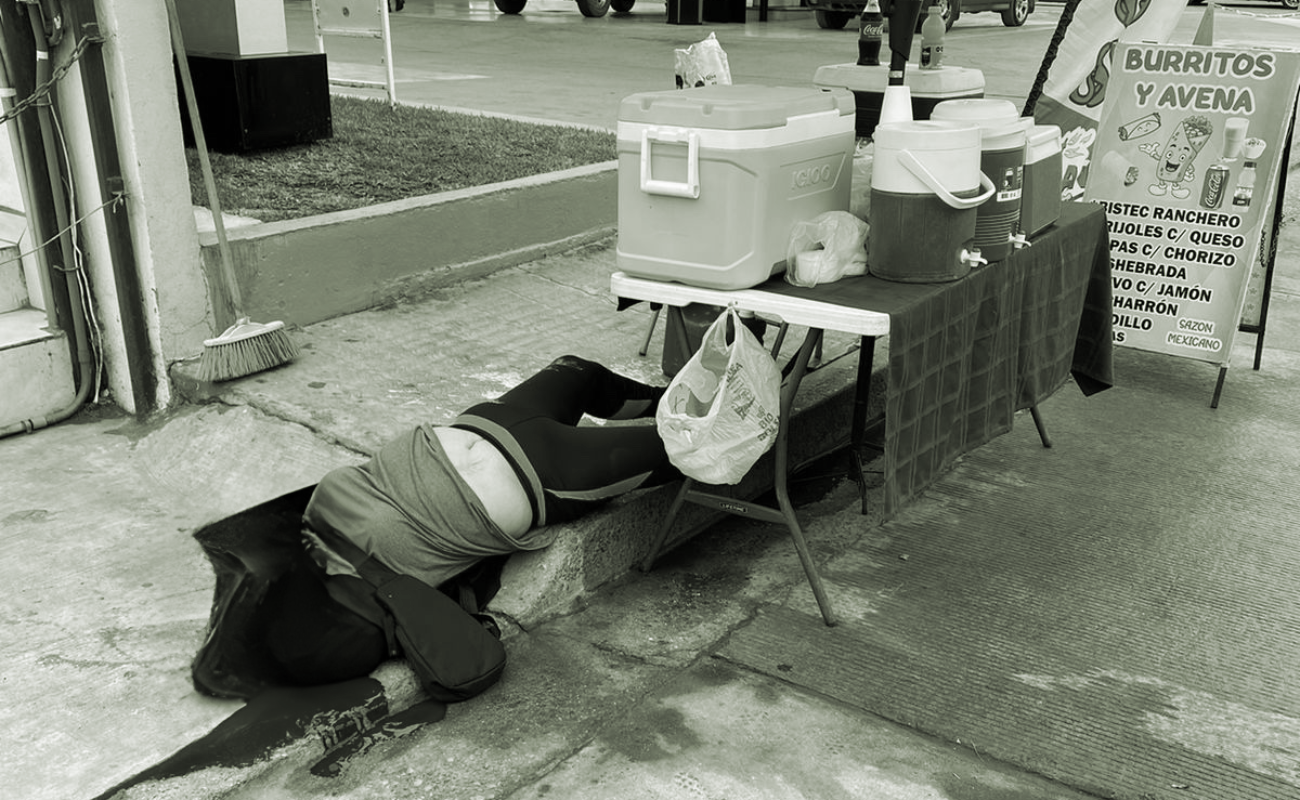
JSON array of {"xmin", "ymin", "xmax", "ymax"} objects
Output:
[
  {"xmin": 641, "ymin": 477, "xmax": 694, "ymax": 573},
  {"xmin": 638, "ymin": 305, "xmax": 662, "ymax": 357},
  {"xmin": 773, "ymin": 329, "xmax": 837, "ymax": 626},
  {"xmin": 850, "ymin": 336, "xmax": 878, "ymax": 515},
  {"xmin": 770, "ymin": 322, "xmax": 789, "ymax": 359},
  {"xmin": 640, "ymin": 329, "xmax": 838, "ymax": 627},
  {"xmin": 1029, "ymin": 405, "xmax": 1052, "ymax": 448}
]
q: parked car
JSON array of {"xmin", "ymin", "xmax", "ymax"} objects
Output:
[
  {"xmin": 493, "ymin": 0, "xmax": 631, "ymax": 16},
  {"xmin": 809, "ymin": 0, "xmax": 1034, "ymax": 31},
  {"xmin": 1190, "ymin": 0, "xmax": 1296, "ymax": 7}
]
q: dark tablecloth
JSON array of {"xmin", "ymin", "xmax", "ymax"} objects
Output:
[{"xmin": 763, "ymin": 201, "xmax": 1113, "ymax": 514}]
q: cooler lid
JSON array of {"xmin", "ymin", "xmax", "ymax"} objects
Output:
[
  {"xmin": 873, "ymin": 119, "xmax": 982, "ymax": 151},
  {"xmin": 619, "ymin": 84, "xmax": 854, "ymax": 131},
  {"xmin": 930, "ymin": 98, "xmax": 1019, "ymax": 129},
  {"xmin": 1028, "ymin": 123, "xmax": 1061, "ymax": 147},
  {"xmin": 814, "ymin": 63, "xmax": 985, "ymax": 96},
  {"xmin": 1026, "ymin": 123, "xmax": 1062, "ymax": 162}
]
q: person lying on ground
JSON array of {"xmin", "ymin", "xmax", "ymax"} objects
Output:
[{"xmin": 194, "ymin": 355, "xmax": 676, "ymax": 695}]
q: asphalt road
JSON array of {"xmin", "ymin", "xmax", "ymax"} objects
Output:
[{"xmin": 283, "ymin": 0, "xmax": 1300, "ymax": 130}]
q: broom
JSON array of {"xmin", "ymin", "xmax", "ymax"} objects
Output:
[{"xmin": 165, "ymin": 0, "xmax": 299, "ymax": 382}]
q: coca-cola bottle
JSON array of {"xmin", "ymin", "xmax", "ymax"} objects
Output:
[{"xmin": 857, "ymin": 0, "xmax": 884, "ymax": 67}]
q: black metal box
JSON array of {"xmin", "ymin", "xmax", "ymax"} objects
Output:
[
  {"xmin": 180, "ymin": 52, "xmax": 332, "ymax": 152},
  {"xmin": 666, "ymin": 0, "xmax": 704, "ymax": 24}
]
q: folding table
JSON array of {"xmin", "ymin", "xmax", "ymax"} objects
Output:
[
  {"xmin": 614, "ymin": 200, "xmax": 1114, "ymax": 628},
  {"xmin": 613, "ymin": 272, "xmax": 890, "ymax": 627}
]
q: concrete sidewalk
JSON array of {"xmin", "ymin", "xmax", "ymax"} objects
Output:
[
  {"xmin": 11, "ymin": 167, "xmax": 1299, "ymax": 798},
  {"xmin": 4, "ymin": 3, "xmax": 1300, "ymax": 799},
  {"xmin": 0, "ymin": 233, "xmax": 1082, "ymax": 800}
]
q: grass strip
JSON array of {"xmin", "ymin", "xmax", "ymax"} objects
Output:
[{"xmin": 187, "ymin": 95, "xmax": 617, "ymax": 223}]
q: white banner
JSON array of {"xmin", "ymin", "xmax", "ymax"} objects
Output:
[
  {"xmin": 1083, "ymin": 43, "xmax": 1300, "ymax": 365},
  {"xmin": 1032, "ymin": 0, "xmax": 1188, "ymax": 203}
]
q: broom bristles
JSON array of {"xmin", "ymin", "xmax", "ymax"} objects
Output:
[{"xmin": 197, "ymin": 317, "xmax": 299, "ymax": 382}]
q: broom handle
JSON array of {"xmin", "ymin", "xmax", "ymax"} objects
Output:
[{"xmin": 163, "ymin": 0, "xmax": 244, "ymax": 319}]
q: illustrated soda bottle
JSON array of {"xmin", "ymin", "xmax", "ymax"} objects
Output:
[
  {"xmin": 920, "ymin": 4, "xmax": 945, "ymax": 70},
  {"xmin": 857, "ymin": 0, "xmax": 884, "ymax": 67},
  {"xmin": 1200, "ymin": 163, "xmax": 1229, "ymax": 209},
  {"xmin": 1199, "ymin": 135, "xmax": 1231, "ymax": 209},
  {"xmin": 1233, "ymin": 160, "xmax": 1256, "ymax": 207}
]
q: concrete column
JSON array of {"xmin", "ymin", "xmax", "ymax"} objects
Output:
[
  {"xmin": 88, "ymin": 0, "xmax": 215, "ymax": 410},
  {"xmin": 174, "ymin": 0, "xmax": 289, "ymax": 56}
]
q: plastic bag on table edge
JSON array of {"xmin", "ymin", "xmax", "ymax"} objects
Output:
[
  {"xmin": 655, "ymin": 306, "xmax": 781, "ymax": 485},
  {"xmin": 675, "ymin": 32, "xmax": 732, "ymax": 89},
  {"xmin": 784, "ymin": 210, "xmax": 869, "ymax": 288}
]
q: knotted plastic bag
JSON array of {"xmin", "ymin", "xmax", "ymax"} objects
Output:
[
  {"xmin": 675, "ymin": 33, "xmax": 732, "ymax": 89},
  {"xmin": 656, "ymin": 307, "xmax": 781, "ymax": 485},
  {"xmin": 849, "ymin": 140, "xmax": 874, "ymax": 220},
  {"xmin": 784, "ymin": 211, "xmax": 869, "ymax": 288}
]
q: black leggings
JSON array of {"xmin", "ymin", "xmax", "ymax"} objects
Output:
[{"xmin": 453, "ymin": 355, "xmax": 679, "ymax": 527}]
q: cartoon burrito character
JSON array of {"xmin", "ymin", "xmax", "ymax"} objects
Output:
[{"xmin": 1140, "ymin": 115, "xmax": 1213, "ymax": 199}]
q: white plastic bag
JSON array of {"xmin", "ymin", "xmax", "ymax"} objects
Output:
[
  {"xmin": 656, "ymin": 307, "xmax": 781, "ymax": 485},
  {"xmin": 784, "ymin": 211, "xmax": 869, "ymax": 288},
  {"xmin": 849, "ymin": 140, "xmax": 874, "ymax": 220},
  {"xmin": 675, "ymin": 33, "xmax": 732, "ymax": 89}
]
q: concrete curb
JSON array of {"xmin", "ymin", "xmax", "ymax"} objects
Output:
[
  {"xmin": 172, "ymin": 335, "xmax": 887, "ymax": 631},
  {"xmin": 198, "ymin": 161, "xmax": 619, "ymax": 329},
  {"xmin": 488, "ymin": 350, "xmax": 885, "ymax": 629}
]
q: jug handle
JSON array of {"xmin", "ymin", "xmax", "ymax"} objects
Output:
[
  {"xmin": 641, "ymin": 128, "xmax": 701, "ymax": 199},
  {"xmin": 897, "ymin": 149, "xmax": 995, "ymax": 210}
]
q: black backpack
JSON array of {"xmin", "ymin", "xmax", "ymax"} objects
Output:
[
  {"xmin": 190, "ymin": 485, "xmax": 506, "ymax": 703},
  {"xmin": 315, "ymin": 527, "xmax": 508, "ymax": 704}
]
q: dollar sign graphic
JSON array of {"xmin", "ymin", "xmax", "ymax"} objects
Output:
[
  {"xmin": 1114, "ymin": 0, "xmax": 1153, "ymax": 26},
  {"xmin": 1070, "ymin": 39, "xmax": 1115, "ymax": 109}
]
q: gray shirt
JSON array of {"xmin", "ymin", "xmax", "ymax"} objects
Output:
[{"xmin": 304, "ymin": 423, "xmax": 554, "ymax": 588}]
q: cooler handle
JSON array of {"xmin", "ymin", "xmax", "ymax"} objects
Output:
[
  {"xmin": 897, "ymin": 150, "xmax": 995, "ymax": 210},
  {"xmin": 641, "ymin": 128, "xmax": 700, "ymax": 199}
]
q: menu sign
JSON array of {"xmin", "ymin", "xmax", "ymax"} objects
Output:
[{"xmin": 1084, "ymin": 43, "xmax": 1300, "ymax": 364}]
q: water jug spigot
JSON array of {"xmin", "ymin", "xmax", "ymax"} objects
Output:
[
  {"xmin": 1011, "ymin": 233, "xmax": 1031, "ymax": 250},
  {"xmin": 961, "ymin": 248, "xmax": 988, "ymax": 268}
]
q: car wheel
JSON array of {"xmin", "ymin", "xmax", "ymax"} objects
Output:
[
  {"xmin": 611, "ymin": 0, "xmax": 635, "ymax": 10},
  {"xmin": 1001, "ymin": 0, "xmax": 1028, "ymax": 27},
  {"xmin": 576, "ymin": 0, "xmax": 610, "ymax": 15},
  {"xmin": 1282, "ymin": 0, "xmax": 1298, "ymax": 9},
  {"xmin": 815, "ymin": 9, "xmax": 854, "ymax": 28},
  {"xmin": 494, "ymin": 0, "xmax": 526, "ymax": 11}
]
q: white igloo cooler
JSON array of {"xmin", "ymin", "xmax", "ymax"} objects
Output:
[{"xmin": 616, "ymin": 84, "xmax": 856, "ymax": 291}]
